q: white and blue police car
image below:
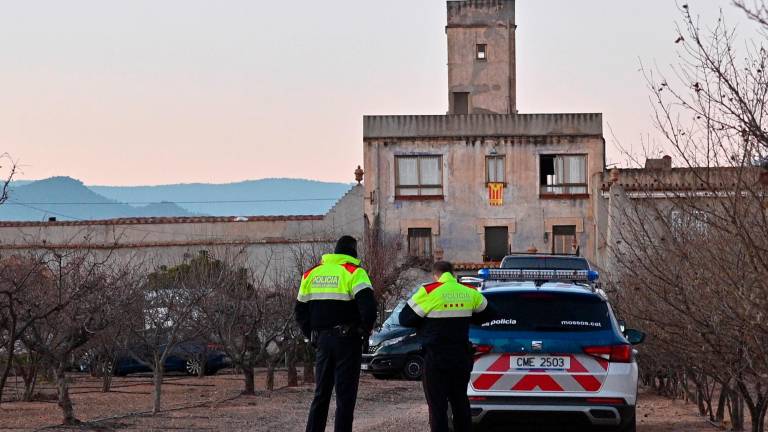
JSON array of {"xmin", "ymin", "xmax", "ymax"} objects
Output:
[{"xmin": 462, "ymin": 269, "xmax": 645, "ymax": 432}]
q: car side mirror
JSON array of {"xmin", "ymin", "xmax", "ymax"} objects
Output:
[
  {"xmin": 624, "ymin": 329, "xmax": 646, "ymax": 345},
  {"xmin": 617, "ymin": 319, "xmax": 627, "ymax": 333}
]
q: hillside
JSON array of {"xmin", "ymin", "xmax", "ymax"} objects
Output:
[
  {"xmin": 1, "ymin": 177, "xmax": 197, "ymax": 221},
  {"xmin": 0, "ymin": 177, "xmax": 353, "ymax": 221},
  {"xmin": 90, "ymin": 178, "xmax": 353, "ymax": 216}
]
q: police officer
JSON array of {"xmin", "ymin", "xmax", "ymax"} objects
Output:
[
  {"xmin": 399, "ymin": 261, "xmax": 494, "ymax": 432},
  {"xmin": 295, "ymin": 235, "xmax": 377, "ymax": 432}
]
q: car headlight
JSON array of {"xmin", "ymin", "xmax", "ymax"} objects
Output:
[{"xmin": 379, "ymin": 335, "xmax": 407, "ymax": 348}]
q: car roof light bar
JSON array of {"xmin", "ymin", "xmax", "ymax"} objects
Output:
[{"xmin": 478, "ymin": 268, "xmax": 599, "ymax": 283}]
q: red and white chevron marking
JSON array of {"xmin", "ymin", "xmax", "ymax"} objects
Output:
[{"xmin": 471, "ymin": 354, "xmax": 609, "ymax": 393}]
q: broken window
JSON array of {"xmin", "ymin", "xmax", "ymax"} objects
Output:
[
  {"xmin": 540, "ymin": 154, "xmax": 587, "ymax": 195},
  {"xmin": 453, "ymin": 92, "xmax": 469, "ymax": 115},
  {"xmin": 486, "ymin": 155, "xmax": 506, "ymax": 183},
  {"xmin": 408, "ymin": 228, "xmax": 433, "ymax": 257},
  {"xmin": 476, "ymin": 44, "xmax": 487, "ymax": 61},
  {"xmin": 552, "ymin": 225, "xmax": 577, "ymax": 255},
  {"xmin": 396, "ymin": 155, "xmax": 443, "ymax": 197},
  {"xmin": 484, "ymin": 226, "xmax": 509, "ymax": 262}
]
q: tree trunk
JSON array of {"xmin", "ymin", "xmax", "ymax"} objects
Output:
[
  {"xmin": 0, "ymin": 328, "xmax": 17, "ymax": 405},
  {"xmin": 101, "ymin": 369, "xmax": 113, "ymax": 393},
  {"xmin": 266, "ymin": 361, "xmax": 275, "ymax": 391},
  {"xmin": 286, "ymin": 346, "xmax": 298, "ymax": 387},
  {"xmin": 152, "ymin": 360, "xmax": 164, "ymax": 415},
  {"xmin": 198, "ymin": 353, "xmax": 207, "ymax": 378},
  {"xmin": 752, "ymin": 397, "xmax": 767, "ymax": 432},
  {"xmin": 0, "ymin": 351, "xmax": 14, "ymax": 405},
  {"xmin": 731, "ymin": 391, "xmax": 745, "ymax": 432},
  {"xmin": 303, "ymin": 345, "xmax": 315, "ymax": 384},
  {"xmin": 54, "ymin": 362, "xmax": 79, "ymax": 425},
  {"xmin": 21, "ymin": 360, "xmax": 38, "ymax": 402},
  {"xmin": 242, "ymin": 366, "xmax": 255, "ymax": 395},
  {"xmin": 715, "ymin": 384, "xmax": 728, "ymax": 423}
]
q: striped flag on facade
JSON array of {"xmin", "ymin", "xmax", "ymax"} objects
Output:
[{"xmin": 488, "ymin": 182, "xmax": 504, "ymax": 206}]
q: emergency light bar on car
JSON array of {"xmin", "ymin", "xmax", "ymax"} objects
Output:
[{"xmin": 477, "ymin": 268, "xmax": 599, "ymax": 283}]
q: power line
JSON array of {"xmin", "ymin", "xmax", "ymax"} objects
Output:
[{"xmin": 5, "ymin": 198, "xmax": 341, "ymax": 206}]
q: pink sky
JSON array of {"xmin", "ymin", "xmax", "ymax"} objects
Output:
[{"xmin": 0, "ymin": 0, "xmax": 751, "ymax": 185}]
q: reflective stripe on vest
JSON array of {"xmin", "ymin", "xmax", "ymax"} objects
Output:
[{"xmin": 407, "ymin": 272, "xmax": 487, "ymax": 319}]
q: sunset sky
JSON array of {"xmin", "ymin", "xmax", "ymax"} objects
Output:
[{"xmin": 0, "ymin": 0, "xmax": 753, "ymax": 185}]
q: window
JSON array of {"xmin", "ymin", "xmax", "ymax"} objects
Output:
[
  {"xmin": 453, "ymin": 92, "xmax": 469, "ymax": 114},
  {"xmin": 552, "ymin": 225, "xmax": 577, "ymax": 255},
  {"xmin": 476, "ymin": 291, "xmax": 611, "ymax": 333},
  {"xmin": 408, "ymin": 228, "xmax": 432, "ymax": 257},
  {"xmin": 484, "ymin": 227, "xmax": 509, "ymax": 262},
  {"xmin": 396, "ymin": 156, "xmax": 443, "ymax": 197},
  {"xmin": 486, "ymin": 155, "xmax": 505, "ymax": 183},
  {"xmin": 540, "ymin": 155, "xmax": 587, "ymax": 195},
  {"xmin": 476, "ymin": 44, "xmax": 487, "ymax": 61}
]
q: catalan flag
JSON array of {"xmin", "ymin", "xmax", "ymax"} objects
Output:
[{"xmin": 488, "ymin": 182, "xmax": 504, "ymax": 206}]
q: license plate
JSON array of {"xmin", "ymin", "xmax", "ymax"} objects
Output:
[
  {"xmin": 360, "ymin": 364, "xmax": 370, "ymax": 371},
  {"xmin": 512, "ymin": 356, "xmax": 570, "ymax": 370}
]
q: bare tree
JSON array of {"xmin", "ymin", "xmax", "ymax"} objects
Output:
[
  {"xmin": 120, "ymin": 251, "xmax": 216, "ymax": 414},
  {"xmin": 0, "ymin": 153, "xmax": 17, "ymax": 205},
  {"xmin": 190, "ymin": 248, "xmax": 271, "ymax": 394},
  {"xmin": 19, "ymin": 248, "xmax": 134, "ymax": 425},
  {"xmin": 0, "ymin": 254, "xmax": 50, "ymax": 404},
  {"xmin": 362, "ymin": 216, "xmax": 419, "ymax": 323},
  {"xmin": 609, "ymin": 2, "xmax": 768, "ymax": 431}
]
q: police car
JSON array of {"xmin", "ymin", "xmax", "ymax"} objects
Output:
[{"xmin": 463, "ymin": 269, "xmax": 645, "ymax": 432}]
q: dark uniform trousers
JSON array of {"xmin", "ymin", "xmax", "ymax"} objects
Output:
[
  {"xmin": 306, "ymin": 331, "xmax": 362, "ymax": 432},
  {"xmin": 422, "ymin": 345, "xmax": 474, "ymax": 432}
]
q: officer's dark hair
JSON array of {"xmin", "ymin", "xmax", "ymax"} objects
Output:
[
  {"xmin": 432, "ymin": 261, "xmax": 454, "ymax": 276},
  {"xmin": 334, "ymin": 235, "xmax": 358, "ymax": 258}
]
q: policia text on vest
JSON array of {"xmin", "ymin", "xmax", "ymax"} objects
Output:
[
  {"xmin": 294, "ymin": 236, "xmax": 378, "ymax": 432},
  {"xmin": 400, "ymin": 261, "xmax": 495, "ymax": 432}
]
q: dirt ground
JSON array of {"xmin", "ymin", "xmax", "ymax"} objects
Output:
[{"xmin": 0, "ymin": 370, "xmax": 717, "ymax": 432}]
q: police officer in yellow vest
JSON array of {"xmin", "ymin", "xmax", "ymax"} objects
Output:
[
  {"xmin": 399, "ymin": 261, "xmax": 494, "ymax": 432},
  {"xmin": 295, "ymin": 236, "xmax": 377, "ymax": 432}
]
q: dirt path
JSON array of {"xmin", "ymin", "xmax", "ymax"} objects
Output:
[{"xmin": 0, "ymin": 372, "xmax": 717, "ymax": 432}]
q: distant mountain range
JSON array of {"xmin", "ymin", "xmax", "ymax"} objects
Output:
[{"xmin": 1, "ymin": 177, "xmax": 353, "ymax": 221}]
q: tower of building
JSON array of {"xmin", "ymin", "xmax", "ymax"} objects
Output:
[{"xmin": 446, "ymin": 0, "xmax": 517, "ymax": 115}]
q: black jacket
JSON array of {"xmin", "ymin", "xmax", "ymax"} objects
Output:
[{"xmin": 294, "ymin": 254, "xmax": 377, "ymax": 338}]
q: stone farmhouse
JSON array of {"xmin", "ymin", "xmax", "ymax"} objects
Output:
[{"xmin": 363, "ymin": 0, "xmax": 605, "ymax": 269}]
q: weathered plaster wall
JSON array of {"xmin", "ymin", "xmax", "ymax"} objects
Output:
[
  {"xmin": 447, "ymin": 0, "xmax": 516, "ymax": 114},
  {"xmin": 364, "ymin": 117, "xmax": 605, "ymax": 264}
]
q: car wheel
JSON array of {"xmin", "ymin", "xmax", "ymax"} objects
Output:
[
  {"xmin": 185, "ymin": 358, "xmax": 202, "ymax": 376},
  {"xmin": 402, "ymin": 355, "xmax": 424, "ymax": 381},
  {"xmin": 615, "ymin": 408, "xmax": 636, "ymax": 432}
]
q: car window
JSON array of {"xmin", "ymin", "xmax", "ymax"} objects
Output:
[
  {"xmin": 479, "ymin": 291, "xmax": 610, "ymax": 332},
  {"xmin": 500, "ymin": 257, "xmax": 589, "ymax": 270},
  {"xmin": 382, "ymin": 301, "xmax": 405, "ymax": 328}
]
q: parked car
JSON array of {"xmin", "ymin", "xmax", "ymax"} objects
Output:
[
  {"xmin": 361, "ymin": 302, "xmax": 423, "ymax": 380},
  {"xmin": 462, "ymin": 268, "xmax": 645, "ymax": 432},
  {"xmin": 80, "ymin": 341, "xmax": 231, "ymax": 377}
]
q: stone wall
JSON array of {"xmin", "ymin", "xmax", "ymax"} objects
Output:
[{"xmin": 0, "ymin": 185, "xmax": 364, "ymax": 274}]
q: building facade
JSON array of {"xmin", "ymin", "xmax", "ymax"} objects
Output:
[{"xmin": 363, "ymin": 0, "xmax": 606, "ymax": 268}]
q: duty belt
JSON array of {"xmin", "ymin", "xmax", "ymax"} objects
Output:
[{"xmin": 316, "ymin": 324, "xmax": 356, "ymax": 337}]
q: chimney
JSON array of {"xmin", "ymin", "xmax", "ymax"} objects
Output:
[{"xmin": 645, "ymin": 155, "xmax": 672, "ymax": 171}]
